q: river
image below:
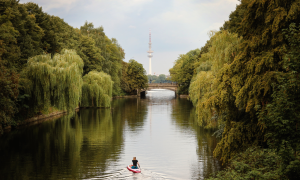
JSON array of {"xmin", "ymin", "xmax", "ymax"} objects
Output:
[{"xmin": 0, "ymin": 90, "xmax": 223, "ymax": 179}]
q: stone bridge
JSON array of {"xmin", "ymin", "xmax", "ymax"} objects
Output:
[{"xmin": 138, "ymin": 83, "xmax": 178, "ymax": 97}]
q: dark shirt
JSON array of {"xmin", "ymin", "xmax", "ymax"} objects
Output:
[{"xmin": 132, "ymin": 160, "xmax": 138, "ymax": 166}]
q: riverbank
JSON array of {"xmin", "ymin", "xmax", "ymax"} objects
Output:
[
  {"xmin": 1, "ymin": 93, "xmax": 189, "ymax": 134},
  {"xmin": 0, "ymin": 108, "xmax": 79, "ymax": 134},
  {"xmin": 0, "ymin": 95, "xmax": 138, "ymax": 134}
]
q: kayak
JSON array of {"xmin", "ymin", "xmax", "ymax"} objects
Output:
[{"xmin": 127, "ymin": 165, "xmax": 141, "ymax": 173}]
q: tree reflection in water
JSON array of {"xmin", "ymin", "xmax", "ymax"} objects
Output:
[
  {"xmin": 170, "ymin": 98, "xmax": 224, "ymax": 179},
  {"xmin": 0, "ymin": 91, "xmax": 223, "ymax": 179}
]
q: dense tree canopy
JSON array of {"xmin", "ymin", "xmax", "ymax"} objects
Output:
[
  {"xmin": 79, "ymin": 22, "xmax": 124, "ymax": 96},
  {"xmin": 211, "ymin": 0, "xmax": 300, "ymax": 166},
  {"xmin": 0, "ymin": 59, "xmax": 19, "ymax": 131},
  {"xmin": 0, "ymin": 0, "xmax": 147, "ymax": 129},
  {"xmin": 121, "ymin": 59, "xmax": 148, "ymax": 94},
  {"xmin": 169, "ymin": 49, "xmax": 201, "ymax": 94},
  {"xmin": 257, "ymin": 23, "xmax": 300, "ymax": 178},
  {"xmin": 169, "ymin": 0, "xmax": 300, "ymax": 178}
]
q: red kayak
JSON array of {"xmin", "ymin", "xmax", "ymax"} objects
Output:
[{"xmin": 127, "ymin": 165, "xmax": 141, "ymax": 173}]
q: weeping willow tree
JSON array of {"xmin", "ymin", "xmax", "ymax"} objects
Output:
[
  {"xmin": 81, "ymin": 71, "xmax": 113, "ymax": 108},
  {"xmin": 189, "ymin": 71, "xmax": 215, "ymax": 128},
  {"xmin": 189, "ymin": 30, "xmax": 242, "ymax": 129},
  {"xmin": 22, "ymin": 49, "xmax": 84, "ymax": 113}
]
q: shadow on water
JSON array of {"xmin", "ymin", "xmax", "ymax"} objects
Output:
[{"xmin": 0, "ymin": 89, "xmax": 223, "ymax": 179}]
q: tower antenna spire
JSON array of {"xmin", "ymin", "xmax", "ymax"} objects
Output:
[{"xmin": 147, "ymin": 29, "xmax": 153, "ymax": 75}]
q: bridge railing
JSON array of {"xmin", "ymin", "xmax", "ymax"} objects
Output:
[{"xmin": 148, "ymin": 83, "xmax": 177, "ymax": 86}]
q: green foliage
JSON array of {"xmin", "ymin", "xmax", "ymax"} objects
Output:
[
  {"xmin": 169, "ymin": 49, "xmax": 201, "ymax": 94},
  {"xmin": 0, "ymin": 0, "xmax": 153, "ymax": 131},
  {"xmin": 79, "ymin": 22, "xmax": 124, "ymax": 96},
  {"xmin": 220, "ymin": 0, "xmax": 300, "ymax": 114},
  {"xmin": 77, "ymin": 35, "xmax": 104, "ymax": 75},
  {"xmin": 15, "ymin": 2, "xmax": 44, "ymax": 68},
  {"xmin": 0, "ymin": 0, "xmax": 24, "ymax": 70},
  {"xmin": 120, "ymin": 61, "xmax": 129, "ymax": 93},
  {"xmin": 169, "ymin": 42, "xmax": 212, "ymax": 96},
  {"xmin": 0, "ymin": 0, "xmax": 132, "ymax": 121},
  {"xmin": 0, "ymin": 60, "xmax": 19, "ymax": 131},
  {"xmin": 24, "ymin": 2, "xmax": 79, "ymax": 56},
  {"xmin": 208, "ymin": 147, "xmax": 283, "ymax": 180},
  {"xmin": 102, "ymin": 37, "xmax": 124, "ymax": 96},
  {"xmin": 148, "ymin": 74, "xmax": 171, "ymax": 83},
  {"xmin": 189, "ymin": 30, "xmax": 241, "ymax": 130},
  {"xmin": 257, "ymin": 23, "xmax": 300, "ymax": 179},
  {"xmin": 211, "ymin": 0, "xmax": 300, "ymax": 164},
  {"xmin": 21, "ymin": 49, "xmax": 84, "ymax": 113},
  {"xmin": 184, "ymin": 2, "xmax": 300, "ymax": 177},
  {"xmin": 81, "ymin": 71, "xmax": 112, "ymax": 108},
  {"xmin": 147, "ymin": 74, "xmax": 157, "ymax": 83},
  {"xmin": 189, "ymin": 71, "xmax": 215, "ymax": 128},
  {"xmin": 121, "ymin": 59, "xmax": 148, "ymax": 94}
]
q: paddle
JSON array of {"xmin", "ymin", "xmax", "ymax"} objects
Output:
[{"xmin": 138, "ymin": 162, "xmax": 141, "ymax": 171}]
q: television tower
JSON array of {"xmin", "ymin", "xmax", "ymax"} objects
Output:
[{"xmin": 147, "ymin": 29, "xmax": 153, "ymax": 75}]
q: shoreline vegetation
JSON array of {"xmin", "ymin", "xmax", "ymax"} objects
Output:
[
  {"xmin": 169, "ymin": 0, "xmax": 300, "ymax": 179},
  {"xmin": 1, "ymin": 93, "xmax": 188, "ymax": 133},
  {"xmin": 0, "ymin": 0, "xmax": 148, "ymax": 134}
]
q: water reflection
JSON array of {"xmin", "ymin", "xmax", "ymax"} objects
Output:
[
  {"xmin": 0, "ymin": 89, "xmax": 222, "ymax": 179},
  {"xmin": 170, "ymin": 99, "xmax": 223, "ymax": 179}
]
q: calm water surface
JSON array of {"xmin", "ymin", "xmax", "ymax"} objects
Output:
[{"xmin": 0, "ymin": 90, "xmax": 223, "ymax": 179}]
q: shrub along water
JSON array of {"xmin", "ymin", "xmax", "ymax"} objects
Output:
[
  {"xmin": 208, "ymin": 147, "xmax": 283, "ymax": 180},
  {"xmin": 81, "ymin": 71, "xmax": 113, "ymax": 108}
]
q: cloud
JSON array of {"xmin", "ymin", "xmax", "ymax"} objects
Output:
[
  {"xmin": 19, "ymin": 0, "xmax": 240, "ymax": 74},
  {"xmin": 20, "ymin": 0, "xmax": 79, "ymax": 11}
]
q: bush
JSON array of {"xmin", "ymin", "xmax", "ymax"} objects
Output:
[{"xmin": 208, "ymin": 147, "xmax": 284, "ymax": 180}]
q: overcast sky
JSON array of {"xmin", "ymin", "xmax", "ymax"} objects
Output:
[{"xmin": 20, "ymin": 0, "xmax": 239, "ymax": 75}]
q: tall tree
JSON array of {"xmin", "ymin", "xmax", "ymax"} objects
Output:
[
  {"xmin": 76, "ymin": 35, "xmax": 104, "ymax": 75},
  {"xmin": 122, "ymin": 59, "xmax": 148, "ymax": 94},
  {"xmin": 212, "ymin": 0, "xmax": 300, "ymax": 163},
  {"xmin": 169, "ymin": 49, "xmax": 200, "ymax": 94},
  {"xmin": 189, "ymin": 30, "xmax": 241, "ymax": 129},
  {"xmin": 0, "ymin": 0, "xmax": 22, "ymax": 70},
  {"xmin": 14, "ymin": 2, "xmax": 44, "ymax": 70},
  {"xmin": 80, "ymin": 22, "xmax": 124, "ymax": 95},
  {"xmin": 24, "ymin": 2, "xmax": 80, "ymax": 56}
]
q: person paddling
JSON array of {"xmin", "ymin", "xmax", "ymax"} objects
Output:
[{"xmin": 131, "ymin": 157, "xmax": 140, "ymax": 169}]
